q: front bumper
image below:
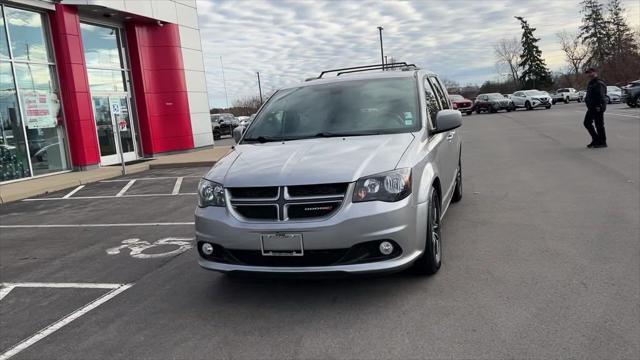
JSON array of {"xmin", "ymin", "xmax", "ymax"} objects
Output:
[
  {"xmin": 195, "ymin": 196, "xmax": 428, "ymax": 274},
  {"xmin": 531, "ymin": 99, "xmax": 551, "ymax": 108}
]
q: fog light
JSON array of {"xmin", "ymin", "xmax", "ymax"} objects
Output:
[
  {"xmin": 379, "ymin": 241, "xmax": 394, "ymax": 255},
  {"xmin": 201, "ymin": 243, "xmax": 214, "ymax": 256}
]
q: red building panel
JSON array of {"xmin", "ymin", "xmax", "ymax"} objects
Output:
[
  {"xmin": 126, "ymin": 22, "xmax": 193, "ymax": 156},
  {"xmin": 49, "ymin": 4, "xmax": 100, "ymax": 167}
]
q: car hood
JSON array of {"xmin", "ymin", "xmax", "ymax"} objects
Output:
[{"xmin": 205, "ymin": 134, "xmax": 415, "ymax": 187}]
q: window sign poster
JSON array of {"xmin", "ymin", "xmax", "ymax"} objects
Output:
[{"xmin": 23, "ymin": 91, "xmax": 57, "ymax": 129}]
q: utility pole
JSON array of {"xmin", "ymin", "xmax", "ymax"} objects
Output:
[
  {"xmin": 219, "ymin": 56, "xmax": 229, "ymax": 108},
  {"xmin": 256, "ymin": 72, "xmax": 263, "ymax": 104},
  {"xmin": 377, "ymin": 26, "xmax": 384, "ymax": 70}
]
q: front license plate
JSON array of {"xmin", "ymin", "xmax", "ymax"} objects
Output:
[{"xmin": 261, "ymin": 233, "xmax": 303, "ymax": 256}]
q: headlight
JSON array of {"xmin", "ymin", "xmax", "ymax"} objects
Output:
[
  {"xmin": 198, "ymin": 179, "xmax": 225, "ymax": 207},
  {"xmin": 353, "ymin": 169, "xmax": 411, "ymax": 202}
]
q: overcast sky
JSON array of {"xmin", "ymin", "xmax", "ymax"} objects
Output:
[{"xmin": 196, "ymin": 0, "xmax": 640, "ymax": 109}]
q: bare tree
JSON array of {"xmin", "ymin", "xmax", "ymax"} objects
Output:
[
  {"xmin": 557, "ymin": 30, "xmax": 588, "ymax": 75},
  {"xmin": 440, "ymin": 78, "xmax": 460, "ymax": 93},
  {"xmin": 494, "ymin": 38, "xmax": 521, "ymax": 87}
]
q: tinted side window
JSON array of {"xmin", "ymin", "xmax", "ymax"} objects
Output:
[
  {"xmin": 428, "ymin": 76, "xmax": 450, "ymax": 110},
  {"xmin": 423, "ymin": 78, "xmax": 441, "ymax": 128}
]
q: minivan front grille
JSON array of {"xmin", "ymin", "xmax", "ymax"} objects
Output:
[{"xmin": 228, "ymin": 183, "xmax": 349, "ymax": 222}]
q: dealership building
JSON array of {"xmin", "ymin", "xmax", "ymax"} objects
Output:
[{"xmin": 0, "ymin": 0, "xmax": 212, "ymax": 183}]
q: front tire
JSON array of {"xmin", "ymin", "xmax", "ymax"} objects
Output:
[
  {"xmin": 466, "ymin": 110, "xmax": 473, "ymax": 115},
  {"xmin": 452, "ymin": 160, "xmax": 462, "ymax": 203},
  {"xmin": 564, "ymin": 97, "xmax": 569, "ymax": 104},
  {"xmin": 545, "ymin": 106, "xmax": 551, "ymax": 109},
  {"xmin": 606, "ymin": 95, "xmax": 611, "ymax": 104},
  {"xmin": 525, "ymin": 101, "xmax": 532, "ymax": 110},
  {"xmin": 412, "ymin": 188, "xmax": 442, "ymax": 275}
]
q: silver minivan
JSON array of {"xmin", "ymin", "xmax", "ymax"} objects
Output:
[{"xmin": 196, "ymin": 65, "xmax": 462, "ymax": 276}]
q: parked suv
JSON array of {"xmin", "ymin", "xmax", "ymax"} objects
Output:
[
  {"xmin": 449, "ymin": 94, "xmax": 473, "ymax": 115},
  {"xmin": 473, "ymin": 93, "xmax": 515, "ymax": 113},
  {"xmin": 511, "ymin": 90, "xmax": 552, "ymax": 110},
  {"xmin": 606, "ymin": 86, "xmax": 622, "ymax": 104},
  {"xmin": 621, "ymin": 80, "xmax": 640, "ymax": 108},
  {"xmin": 196, "ymin": 65, "xmax": 463, "ymax": 276}
]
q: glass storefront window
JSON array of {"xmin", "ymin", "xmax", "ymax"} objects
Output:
[
  {"xmin": 0, "ymin": 62, "xmax": 31, "ymax": 181},
  {"xmin": 80, "ymin": 23, "xmax": 123, "ymax": 69},
  {"xmin": 1, "ymin": 5, "xmax": 69, "ymax": 182},
  {"xmin": 4, "ymin": 7, "xmax": 49, "ymax": 62},
  {"xmin": 87, "ymin": 69, "xmax": 126, "ymax": 92},
  {"xmin": 14, "ymin": 63, "xmax": 68, "ymax": 176},
  {"xmin": 0, "ymin": 7, "xmax": 9, "ymax": 59}
]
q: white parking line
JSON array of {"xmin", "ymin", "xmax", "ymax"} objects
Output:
[
  {"xmin": 116, "ymin": 180, "xmax": 136, "ymax": 197},
  {"xmin": 0, "ymin": 222, "xmax": 195, "ymax": 229},
  {"xmin": 608, "ymin": 112, "xmax": 640, "ymax": 118},
  {"xmin": 101, "ymin": 176, "xmax": 200, "ymax": 182},
  {"xmin": 575, "ymin": 110, "xmax": 639, "ymax": 118},
  {"xmin": 172, "ymin": 177, "xmax": 184, "ymax": 195},
  {"xmin": 0, "ymin": 282, "xmax": 132, "ymax": 360},
  {"xmin": 22, "ymin": 192, "xmax": 197, "ymax": 202},
  {"xmin": 62, "ymin": 185, "xmax": 85, "ymax": 199}
]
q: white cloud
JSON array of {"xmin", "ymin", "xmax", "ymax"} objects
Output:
[{"xmin": 197, "ymin": 0, "xmax": 640, "ymax": 108}]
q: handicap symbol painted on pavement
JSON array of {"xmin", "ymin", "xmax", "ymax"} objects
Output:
[{"xmin": 106, "ymin": 237, "xmax": 193, "ymax": 259}]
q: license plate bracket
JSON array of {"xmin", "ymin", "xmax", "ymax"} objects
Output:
[{"xmin": 261, "ymin": 233, "xmax": 303, "ymax": 256}]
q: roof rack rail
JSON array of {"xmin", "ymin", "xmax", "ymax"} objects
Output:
[
  {"xmin": 337, "ymin": 63, "xmax": 418, "ymax": 76},
  {"xmin": 314, "ymin": 63, "xmax": 418, "ymax": 79}
]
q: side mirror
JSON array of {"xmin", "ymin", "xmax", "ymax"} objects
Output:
[
  {"xmin": 432, "ymin": 110, "xmax": 462, "ymax": 135},
  {"xmin": 232, "ymin": 126, "xmax": 246, "ymax": 143}
]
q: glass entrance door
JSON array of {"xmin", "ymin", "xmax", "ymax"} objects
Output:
[{"xmin": 92, "ymin": 95, "xmax": 137, "ymax": 166}]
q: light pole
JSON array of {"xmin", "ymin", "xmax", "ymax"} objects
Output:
[
  {"xmin": 256, "ymin": 72, "xmax": 263, "ymax": 105},
  {"xmin": 377, "ymin": 26, "xmax": 384, "ymax": 70},
  {"xmin": 219, "ymin": 56, "xmax": 229, "ymax": 108}
]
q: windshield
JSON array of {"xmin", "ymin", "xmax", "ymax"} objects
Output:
[
  {"xmin": 243, "ymin": 78, "xmax": 420, "ymax": 142},
  {"xmin": 524, "ymin": 90, "xmax": 546, "ymax": 96},
  {"xmin": 449, "ymin": 95, "xmax": 464, "ymax": 101}
]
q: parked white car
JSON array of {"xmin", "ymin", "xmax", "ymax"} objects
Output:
[
  {"xmin": 511, "ymin": 90, "xmax": 553, "ymax": 110},
  {"xmin": 606, "ymin": 86, "xmax": 622, "ymax": 104}
]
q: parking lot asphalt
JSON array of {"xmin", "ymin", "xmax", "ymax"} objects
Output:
[{"xmin": 1, "ymin": 103, "xmax": 638, "ymax": 359}]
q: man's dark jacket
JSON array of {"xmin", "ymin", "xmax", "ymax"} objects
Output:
[{"xmin": 584, "ymin": 78, "xmax": 607, "ymax": 110}]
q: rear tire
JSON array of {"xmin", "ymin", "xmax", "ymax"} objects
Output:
[
  {"xmin": 412, "ymin": 188, "xmax": 442, "ymax": 275},
  {"xmin": 629, "ymin": 95, "xmax": 640, "ymax": 108},
  {"xmin": 545, "ymin": 106, "xmax": 551, "ymax": 109},
  {"xmin": 466, "ymin": 110, "xmax": 473, "ymax": 115}
]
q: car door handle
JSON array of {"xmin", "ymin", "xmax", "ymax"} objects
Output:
[{"xmin": 446, "ymin": 132, "xmax": 455, "ymax": 142}]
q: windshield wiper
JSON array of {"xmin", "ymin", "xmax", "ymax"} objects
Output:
[
  {"xmin": 311, "ymin": 131, "xmax": 382, "ymax": 138},
  {"xmin": 242, "ymin": 136, "xmax": 282, "ymax": 143}
]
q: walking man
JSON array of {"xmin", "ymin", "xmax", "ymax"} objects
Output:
[{"xmin": 583, "ymin": 67, "xmax": 608, "ymax": 148}]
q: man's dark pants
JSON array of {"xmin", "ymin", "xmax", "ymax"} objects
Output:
[{"xmin": 583, "ymin": 107, "xmax": 606, "ymax": 145}]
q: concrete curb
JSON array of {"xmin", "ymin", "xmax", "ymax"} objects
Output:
[{"xmin": 149, "ymin": 161, "xmax": 216, "ymax": 169}]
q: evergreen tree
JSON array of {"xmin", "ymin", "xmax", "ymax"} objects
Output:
[
  {"xmin": 579, "ymin": 0, "xmax": 611, "ymax": 67},
  {"xmin": 515, "ymin": 16, "xmax": 552, "ymax": 89},
  {"xmin": 606, "ymin": 0, "xmax": 638, "ymax": 55}
]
